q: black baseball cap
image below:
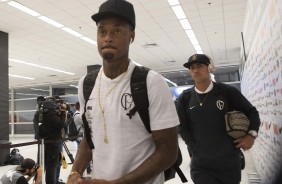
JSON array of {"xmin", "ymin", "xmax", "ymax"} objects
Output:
[
  {"xmin": 184, "ymin": 54, "xmax": 211, "ymax": 69},
  {"xmin": 16, "ymin": 158, "xmax": 37, "ymax": 171},
  {"xmin": 91, "ymin": 0, "xmax": 135, "ymax": 30}
]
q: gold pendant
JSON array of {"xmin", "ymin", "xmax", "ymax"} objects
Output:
[{"xmin": 200, "ymin": 103, "xmax": 202, "ymax": 106}]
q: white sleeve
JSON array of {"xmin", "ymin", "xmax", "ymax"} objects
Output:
[
  {"xmin": 77, "ymin": 75, "xmax": 86, "ymax": 114},
  {"xmin": 147, "ymin": 70, "xmax": 180, "ymax": 131}
]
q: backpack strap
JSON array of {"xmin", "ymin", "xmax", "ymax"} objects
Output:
[
  {"xmin": 129, "ymin": 66, "xmax": 188, "ymax": 182},
  {"xmin": 82, "ymin": 69, "xmax": 99, "ymax": 149},
  {"xmin": 127, "ymin": 66, "xmax": 151, "ymax": 132}
]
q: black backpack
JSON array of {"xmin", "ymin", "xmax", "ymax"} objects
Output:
[
  {"xmin": 4, "ymin": 148, "xmax": 24, "ymax": 165},
  {"xmin": 81, "ymin": 66, "xmax": 188, "ymax": 183},
  {"xmin": 66, "ymin": 112, "xmax": 81, "ymax": 141}
]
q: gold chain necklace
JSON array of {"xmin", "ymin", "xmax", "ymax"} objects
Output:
[
  {"xmin": 97, "ymin": 69, "xmax": 127, "ymax": 143},
  {"xmin": 195, "ymin": 92, "xmax": 208, "ymax": 106}
]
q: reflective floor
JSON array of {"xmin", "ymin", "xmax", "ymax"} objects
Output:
[{"xmin": 0, "ymin": 135, "xmax": 258, "ymax": 184}]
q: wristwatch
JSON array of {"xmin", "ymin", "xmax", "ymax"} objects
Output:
[{"xmin": 248, "ymin": 130, "xmax": 258, "ymax": 138}]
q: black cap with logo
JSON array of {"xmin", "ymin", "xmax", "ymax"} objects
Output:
[
  {"xmin": 184, "ymin": 54, "xmax": 211, "ymax": 69},
  {"xmin": 91, "ymin": 0, "xmax": 135, "ymax": 30}
]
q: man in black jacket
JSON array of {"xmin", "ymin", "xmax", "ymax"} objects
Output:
[
  {"xmin": 176, "ymin": 54, "xmax": 261, "ymax": 184},
  {"xmin": 34, "ymin": 96, "xmax": 65, "ymax": 184}
]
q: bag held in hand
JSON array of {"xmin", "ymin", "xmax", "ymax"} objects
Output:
[{"xmin": 225, "ymin": 110, "xmax": 250, "ymax": 139}]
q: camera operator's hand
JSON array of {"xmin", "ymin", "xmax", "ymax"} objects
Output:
[{"xmin": 34, "ymin": 166, "xmax": 43, "ymax": 184}]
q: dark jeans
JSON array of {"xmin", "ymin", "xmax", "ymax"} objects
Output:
[
  {"xmin": 190, "ymin": 166, "xmax": 241, "ymax": 184},
  {"xmin": 45, "ymin": 142, "xmax": 60, "ymax": 184}
]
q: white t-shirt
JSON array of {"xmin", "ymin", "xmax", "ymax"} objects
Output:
[{"xmin": 78, "ymin": 60, "xmax": 179, "ymax": 184}]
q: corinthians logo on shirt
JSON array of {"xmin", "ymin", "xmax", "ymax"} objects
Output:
[
  {"xmin": 216, "ymin": 100, "xmax": 224, "ymax": 110},
  {"xmin": 121, "ymin": 93, "xmax": 133, "ymax": 111}
]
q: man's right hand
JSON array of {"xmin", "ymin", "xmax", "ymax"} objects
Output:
[{"xmin": 35, "ymin": 167, "xmax": 43, "ymax": 184}]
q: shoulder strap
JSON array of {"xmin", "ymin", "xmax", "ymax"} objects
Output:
[
  {"xmin": 73, "ymin": 112, "xmax": 80, "ymax": 117},
  {"xmin": 82, "ymin": 69, "xmax": 99, "ymax": 149},
  {"xmin": 127, "ymin": 66, "xmax": 151, "ymax": 132}
]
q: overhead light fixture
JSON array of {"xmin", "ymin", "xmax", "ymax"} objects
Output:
[
  {"xmin": 189, "ymin": 38, "xmax": 199, "ymax": 46},
  {"xmin": 179, "ymin": 19, "xmax": 191, "ymax": 30},
  {"xmin": 185, "ymin": 30, "xmax": 196, "ymax": 39},
  {"xmin": 80, "ymin": 36, "xmax": 97, "ymax": 45},
  {"xmin": 70, "ymin": 84, "xmax": 78, "ymax": 88},
  {"xmin": 3, "ymin": 0, "xmax": 97, "ymax": 46},
  {"xmin": 133, "ymin": 61, "xmax": 142, "ymax": 66},
  {"xmin": 171, "ymin": 5, "xmax": 186, "ymax": 19},
  {"xmin": 30, "ymin": 88, "xmax": 49, "ymax": 92},
  {"xmin": 167, "ymin": 0, "xmax": 179, "ymax": 6},
  {"xmin": 9, "ymin": 59, "xmax": 75, "ymax": 75},
  {"xmin": 61, "ymin": 27, "xmax": 83, "ymax": 37},
  {"xmin": 9, "ymin": 74, "xmax": 34, "ymax": 80},
  {"xmin": 167, "ymin": 0, "xmax": 203, "ymax": 53},
  {"xmin": 7, "ymin": 1, "xmax": 40, "ymax": 16},
  {"xmin": 38, "ymin": 16, "xmax": 64, "ymax": 28},
  {"xmin": 15, "ymin": 92, "xmax": 40, "ymax": 96}
]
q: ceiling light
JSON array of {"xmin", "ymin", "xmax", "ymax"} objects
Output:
[
  {"xmin": 4, "ymin": 0, "xmax": 97, "ymax": 46},
  {"xmin": 30, "ymin": 88, "xmax": 49, "ymax": 92},
  {"xmin": 61, "ymin": 27, "xmax": 83, "ymax": 37},
  {"xmin": 80, "ymin": 36, "xmax": 97, "ymax": 45},
  {"xmin": 189, "ymin": 38, "xmax": 199, "ymax": 46},
  {"xmin": 15, "ymin": 93, "xmax": 40, "ymax": 96},
  {"xmin": 179, "ymin": 19, "xmax": 191, "ymax": 30},
  {"xmin": 167, "ymin": 0, "xmax": 179, "ymax": 6},
  {"xmin": 70, "ymin": 84, "xmax": 78, "ymax": 88},
  {"xmin": 168, "ymin": 1, "xmax": 203, "ymax": 54},
  {"xmin": 38, "ymin": 16, "xmax": 64, "ymax": 28},
  {"xmin": 9, "ymin": 74, "xmax": 34, "ymax": 80},
  {"xmin": 185, "ymin": 30, "xmax": 196, "ymax": 39},
  {"xmin": 7, "ymin": 1, "xmax": 40, "ymax": 16},
  {"xmin": 38, "ymin": 66, "xmax": 75, "ymax": 75},
  {"xmin": 9, "ymin": 59, "xmax": 75, "ymax": 75},
  {"xmin": 171, "ymin": 5, "xmax": 186, "ymax": 20},
  {"xmin": 194, "ymin": 45, "xmax": 202, "ymax": 51},
  {"xmin": 133, "ymin": 61, "xmax": 142, "ymax": 66}
]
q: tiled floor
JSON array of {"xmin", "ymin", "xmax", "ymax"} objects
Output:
[{"xmin": 0, "ymin": 135, "xmax": 258, "ymax": 184}]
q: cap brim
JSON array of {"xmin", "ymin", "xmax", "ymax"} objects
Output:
[
  {"xmin": 91, "ymin": 12, "xmax": 134, "ymax": 28},
  {"xmin": 92, "ymin": 12, "xmax": 123, "ymax": 23},
  {"xmin": 183, "ymin": 60, "xmax": 208, "ymax": 69},
  {"xmin": 16, "ymin": 165, "xmax": 24, "ymax": 171}
]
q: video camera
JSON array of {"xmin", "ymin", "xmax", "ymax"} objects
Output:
[{"xmin": 37, "ymin": 96, "xmax": 69, "ymax": 123}]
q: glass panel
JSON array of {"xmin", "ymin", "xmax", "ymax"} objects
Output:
[
  {"xmin": 14, "ymin": 124, "xmax": 35, "ymax": 134},
  {"xmin": 14, "ymin": 99, "xmax": 37, "ymax": 111},
  {"xmin": 14, "ymin": 85, "xmax": 50, "ymax": 99},
  {"xmin": 52, "ymin": 81, "xmax": 78, "ymax": 96},
  {"xmin": 13, "ymin": 111, "xmax": 36, "ymax": 123}
]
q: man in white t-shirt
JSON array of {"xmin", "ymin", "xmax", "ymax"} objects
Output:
[{"xmin": 67, "ymin": 0, "xmax": 179, "ymax": 183}]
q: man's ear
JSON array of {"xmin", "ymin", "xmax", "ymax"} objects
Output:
[{"xmin": 130, "ymin": 32, "xmax": 135, "ymax": 43}]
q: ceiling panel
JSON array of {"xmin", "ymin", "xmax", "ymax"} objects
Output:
[{"xmin": 0, "ymin": 0, "xmax": 245, "ymax": 87}]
